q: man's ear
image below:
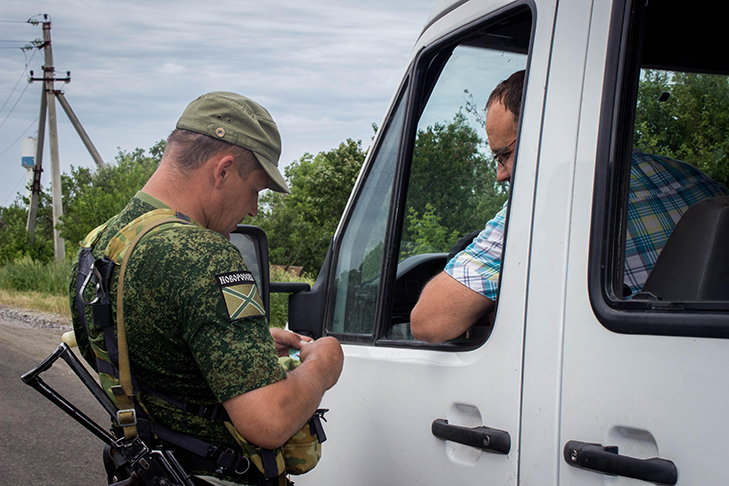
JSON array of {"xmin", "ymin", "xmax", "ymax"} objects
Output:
[{"xmin": 211, "ymin": 154, "xmax": 237, "ymax": 188}]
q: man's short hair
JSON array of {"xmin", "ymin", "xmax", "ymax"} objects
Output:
[
  {"xmin": 165, "ymin": 128, "xmax": 258, "ymax": 177},
  {"xmin": 486, "ymin": 70, "xmax": 525, "ymax": 123}
]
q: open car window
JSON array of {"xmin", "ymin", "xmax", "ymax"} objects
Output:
[
  {"xmin": 592, "ymin": 0, "xmax": 729, "ymax": 336},
  {"xmin": 326, "ymin": 6, "xmax": 533, "ymax": 346}
]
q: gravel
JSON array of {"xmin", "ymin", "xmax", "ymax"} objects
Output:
[{"xmin": 0, "ymin": 306, "xmax": 72, "ymax": 331}]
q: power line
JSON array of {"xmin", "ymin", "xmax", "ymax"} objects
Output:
[
  {"xmin": 0, "ymin": 116, "xmax": 38, "ymax": 157},
  {"xmin": 2, "ymin": 172, "xmax": 28, "ymax": 207},
  {"xmin": 0, "ymin": 15, "xmax": 44, "ymax": 24},
  {"xmin": 0, "ymin": 48, "xmax": 38, "ymax": 115},
  {"xmin": 0, "ymin": 79, "xmax": 33, "ymax": 131}
]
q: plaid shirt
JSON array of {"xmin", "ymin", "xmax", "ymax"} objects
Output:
[
  {"xmin": 444, "ymin": 202, "xmax": 507, "ymax": 301},
  {"xmin": 446, "ymin": 149, "xmax": 728, "ymax": 301},
  {"xmin": 624, "ymin": 149, "xmax": 728, "ymax": 294}
]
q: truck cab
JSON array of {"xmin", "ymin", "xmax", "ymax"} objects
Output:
[{"xmin": 244, "ymin": 0, "xmax": 729, "ymax": 483}]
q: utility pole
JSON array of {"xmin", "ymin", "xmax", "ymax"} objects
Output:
[
  {"xmin": 27, "ymin": 14, "xmax": 65, "ymax": 260},
  {"xmin": 26, "ymin": 14, "xmax": 106, "ymax": 261}
]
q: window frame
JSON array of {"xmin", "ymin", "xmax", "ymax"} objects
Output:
[
  {"xmin": 322, "ymin": 82, "xmax": 411, "ymax": 344},
  {"xmin": 322, "ymin": 1, "xmax": 536, "ymax": 347},
  {"xmin": 589, "ymin": 0, "xmax": 729, "ymax": 339},
  {"xmin": 374, "ymin": 2, "xmax": 536, "ymax": 349}
]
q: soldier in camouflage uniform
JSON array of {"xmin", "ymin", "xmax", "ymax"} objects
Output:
[{"xmin": 70, "ymin": 92, "xmax": 344, "ymax": 485}]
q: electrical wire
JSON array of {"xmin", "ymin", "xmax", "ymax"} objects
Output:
[
  {"xmin": 0, "ymin": 48, "xmax": 38, "ymax": 115},
  {"xmin": 2, "ymin": 172, "xmax": 28, "ymax": 207},
  {"xmin": 0, "ymin": 116, "xmax": 38, "ymax": 158},
  {"xmin": 0, "ymin": 80, "xmax": 33, "ymax": 132},
  {"xmin": 0, "ymin": 15, "xmax": 45, "ymax": 24}
]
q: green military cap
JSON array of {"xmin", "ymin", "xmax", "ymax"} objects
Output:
[{"xmin": 176, "ymin": 92, "xmax": 290, "ymax": 193}]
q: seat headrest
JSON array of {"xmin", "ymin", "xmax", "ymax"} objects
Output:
[{"xmin": 641, "ymin": 197, "xmax": 729, "ymax": 301}]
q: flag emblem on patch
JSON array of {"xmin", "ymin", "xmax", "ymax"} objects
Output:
[{"xmin": 215, "ymin": 271, "xmax": 265, "ymax": 321}]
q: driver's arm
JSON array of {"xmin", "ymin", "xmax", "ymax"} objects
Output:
[{"xmin": 410, "ymin": 271, "xmax": 494, "ymax": 343}]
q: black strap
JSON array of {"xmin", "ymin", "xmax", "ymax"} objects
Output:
[
  {"xmin": 75, "ymin": 248, "xmax": 96, "ymax": 354},
  {"xmin": 135, "ymin": 415, "xmax": 272, "ymax": 485},
  {"xmin": 75, "ymin": 251, "xmax": 120, "ymax": 369},
  {"xmin": 95, "ymin": 359, "xmax": 230, "ymax": 423},
  {"xmin": 310, "ymin": 410, "xmax": 328, "ymax": 443},
  {"xmin": 174, "ymin": 449, "xmax": 260, "ymax": 485}
]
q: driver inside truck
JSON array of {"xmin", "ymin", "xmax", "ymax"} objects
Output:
[{"xmin": 410, "ymin": 70, "xmax": 728, "ymax": 344}]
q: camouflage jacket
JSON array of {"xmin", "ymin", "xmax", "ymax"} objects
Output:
[{"xmin": 70, "ymin": 191, "xmax": 286, "ymax": 454}]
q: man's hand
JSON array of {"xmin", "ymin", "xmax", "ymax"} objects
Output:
[
  {"xmin": 223, "ymin": 335, "xmax": 344, "ymax": 449},
  {"xmin": 269, "ymin": 327, "xmax": 314, "ymax": 357},
  {"xmin": 298, "ymin": 336, "xmax": 344, "ymax": 391}
]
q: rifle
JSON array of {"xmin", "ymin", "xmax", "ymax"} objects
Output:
[{"xmin": 22, "ymin": 342, "xmax": 195, "ymax": 486}]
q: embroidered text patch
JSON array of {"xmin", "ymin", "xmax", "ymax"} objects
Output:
[{"xmin": 216, "ymin": 271, "xmax": 265, "ymax": 321}]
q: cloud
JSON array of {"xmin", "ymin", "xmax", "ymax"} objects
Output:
[{"xmin": 0, "ymin": 0, "xmax": 435, "ymax": 207}]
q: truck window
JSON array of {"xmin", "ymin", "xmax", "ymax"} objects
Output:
[
  {"xmin": 592, "ymin": 0, "xmax": 729, "ymax": 336},
  {"xmin": 328, "ymin": 90, "xmax": 406, "ymax": 336},
  {"xmin": 327, "ymin": 6, "xmax": 533, "ymax": 344}
]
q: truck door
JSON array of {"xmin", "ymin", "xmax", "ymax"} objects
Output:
[
  {"xmin": 290, "ymin": 2, "xmax": 555, "ymax": 485},
  {"xmin": 520, "ymin": 0, "xmax": 729, "ymax": 484}
]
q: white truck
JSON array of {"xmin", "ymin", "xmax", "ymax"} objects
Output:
[{"xmin": 237, "ymin": 0, "xmax": 729, "ymax": 484}]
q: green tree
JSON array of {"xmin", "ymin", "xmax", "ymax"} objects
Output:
[
  {"xmin": 59, "ymin": 141, "xmax": 164, "ymax": 247},
  {"xmin": 400, "ymin": 204, "xmax": 460, "ymax": 258},
  {"xmin": 405, "ymin": 112, "xmax": 507, "ymax": 247},
  {"xmin": 248, "ymin": 139, "xmax": 367, "ymax": 275},
  {"xmin": 0, "ymin": 191, "xmax": 54, "ymax": 264},
  {"xmin": 634, "ymin": 70, "xmax": 729, "ymax": 187}
]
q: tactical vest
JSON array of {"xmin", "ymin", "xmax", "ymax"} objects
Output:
[{"xmin": 74, "ymin": 208, "xmax": 325, "ymax": 485}]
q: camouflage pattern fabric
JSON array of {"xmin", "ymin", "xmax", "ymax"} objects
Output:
[
  {"xmin": 276, "ymin": 357, "xmax": 323, "ymax": 475},
  {"xmin": 281, "ymin": 420, "xmax": 323, "ymax": 475},
  {"xmin": 70, "ymin": 191, "xmax": 286, "ymax": 483},
  {"xmin": 222, "ymin": 357, "xmax": 322, "ymax": 476}
]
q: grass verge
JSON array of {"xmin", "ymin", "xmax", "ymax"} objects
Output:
[{"xmin": 0, "ymin": 288, "xmax": 71, "ymax": 318}]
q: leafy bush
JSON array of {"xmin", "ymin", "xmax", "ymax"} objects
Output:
[
  {"xmin": 59, "ymin": 143, "xmax": 163, "ymax": 248},
  {"xmin": 0, "ymin": 256, "xmax": 71, "ymax": 295},
  {"xmin": 0, "ymin": 193, "xmax": 55, "ymax": 265}
]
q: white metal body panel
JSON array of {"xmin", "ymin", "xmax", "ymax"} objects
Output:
[
  {"xmin": 518, "ymin": 0, "xmax": 600, "ymax": 483},
  {"xmin": 297, "ymin": 0, "xmax": 728, "ymax": 484},
  {"xmin": 555, "ymin": 0, "xmax": 729, "ymax": 484},
  {"xmin": 299, "ymin": 1, "xmax": 556, "ymax": 484}
]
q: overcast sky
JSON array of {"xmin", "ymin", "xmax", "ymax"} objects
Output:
[{"xmin": 0, "ymin": 0, "xmax": 436, "ymax": 207}]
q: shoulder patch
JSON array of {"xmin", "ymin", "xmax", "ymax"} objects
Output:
[{"xmin": 216, "ymin": 271, "xmax": 265, "ymax": 321}]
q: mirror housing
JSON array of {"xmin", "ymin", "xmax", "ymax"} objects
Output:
[
  {"xmin": 230, "ymin": 224, "xmax": 316, "ymax": 333},
  {"xmin": 287, "ymin": 245, "xmax": 333, "ymax": 339},
  {"xmin": 230, "ymin": 225, "xmax": 272, "ymax": 317}
]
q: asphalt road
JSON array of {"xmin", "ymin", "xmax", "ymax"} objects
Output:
[{"xmin": 0, "ymin": 318, "xmax": 109, "ymax": 486}]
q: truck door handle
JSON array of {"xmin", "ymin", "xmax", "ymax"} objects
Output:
[
  {"xmin": 564, "ymin": 440, "xmax": 677, "ymax": 485},
  {"xmin": 431, "ymin": 419, "xmax": 510, "ymax": 454}
]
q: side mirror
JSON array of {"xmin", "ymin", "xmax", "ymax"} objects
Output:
[
  {"xmin": 230, "ymin": 225, "xmax": 272, "ymax": 318},
  {"xmin": 230, "ymin": 224, "xmax": 313, "ymax": 328}
]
